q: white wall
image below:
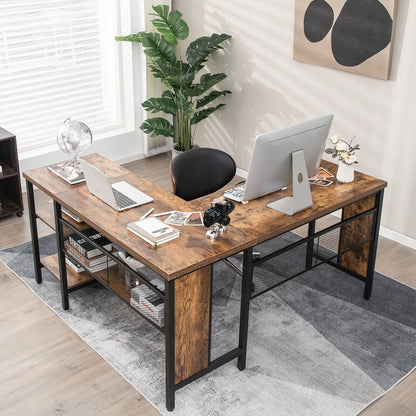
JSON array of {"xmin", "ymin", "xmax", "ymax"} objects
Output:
[{"xmin": 173, "ymin": 0, "xmax": 416, "ymax": 243}]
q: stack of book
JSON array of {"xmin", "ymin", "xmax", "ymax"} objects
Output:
[
  {"xmin": 65, "ymin": 227, "xmax": 115, "ymax": 273},
  {"xmin": 130, "ymin": 284, "xmax": 164, "ymax": 327},
  {"xmin": 127, "ymin": 217, "xmax": 180, "ymax": 246}
]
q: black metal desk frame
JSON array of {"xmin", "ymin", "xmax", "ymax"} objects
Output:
[
  {"xmin": 237, "ymin": 189, "xmax": 384, "ymax": 372},
  {"xmin": 25, "ymin": 173, "xmax": 384, "ymax": 412}
]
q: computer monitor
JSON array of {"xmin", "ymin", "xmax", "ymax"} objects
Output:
[{"xmin": 243, "ymin": 114, "xmax": 333, "ymax": 215}]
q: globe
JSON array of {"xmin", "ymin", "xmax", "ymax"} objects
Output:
[{"xmin": 57, "ymin": 118, "xmax": 92, "ymax": 170}]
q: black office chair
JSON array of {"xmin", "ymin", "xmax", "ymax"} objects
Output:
[
  {"xmin": 170, "ymin": 147, "xmax": 257, "ymax": 290},
  {"xmin": 170, "ymin": 147, "xmax": 236, "ymax": 201}
]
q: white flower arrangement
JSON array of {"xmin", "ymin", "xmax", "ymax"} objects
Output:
[{"xmin": 325, "ymin": 135, "xmax": 360, "ymax": 165}]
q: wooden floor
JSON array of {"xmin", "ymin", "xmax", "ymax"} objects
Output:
[{"xmin": 1, "ymin": 153, "xmax": 415, "ymax": 415}]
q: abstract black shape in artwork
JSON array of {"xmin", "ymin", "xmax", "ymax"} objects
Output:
[
  {"xmin": 304, "ymin": 0, "xmax": 334, "ymax": 43},
  {"xmin": 331, "ymin": 0, "xmax": 393, "ymax": 67}
]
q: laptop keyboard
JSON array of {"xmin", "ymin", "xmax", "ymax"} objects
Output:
[{"xmin": 113, "ymin": 188, "xmax": 137, "ymax": 209}]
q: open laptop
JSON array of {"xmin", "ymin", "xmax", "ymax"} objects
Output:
[{"xmin": 80, "ymin": 159, "xmax": 153, "ymax": 211}]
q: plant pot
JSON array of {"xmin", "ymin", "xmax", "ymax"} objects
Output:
[
  {"xmin": 171, "ymin": 144, "xmax": 198, "ymax": 160},
  {"xmin": 336, "ymin": 162, "xmax": 354, "ymax": 183},
  {"xmin": 171, "ymin": 145, "xmax": 183, "ymax": 160}
]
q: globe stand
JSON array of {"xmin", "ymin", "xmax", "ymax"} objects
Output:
[{"xmin": 56, "ymin": 118, "xmax": 92, "ymax": 175}]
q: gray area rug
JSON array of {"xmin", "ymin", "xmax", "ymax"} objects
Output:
[{"xmin": 1, "ymin": 234, "xmax": 416, "ymax": 416}]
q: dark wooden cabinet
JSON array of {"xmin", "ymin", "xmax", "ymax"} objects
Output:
[{"xmin": 0, "ymin": 127, "xmax": 24, "ymax": 218}]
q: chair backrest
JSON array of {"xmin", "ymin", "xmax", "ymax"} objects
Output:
[{"xmin": 170, "ymin": 147, "xmax": 236, "ymax": 201}]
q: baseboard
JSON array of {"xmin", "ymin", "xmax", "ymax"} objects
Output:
[
  {"xmin": 380, "ymin": 226, "xmax": 416, "ymax": 250},
  {"xmin": 236, "ymin": 167, "xmax": 247, "ymax": 179}
]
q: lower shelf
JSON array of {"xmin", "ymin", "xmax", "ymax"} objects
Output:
[
  {"xmin": 41, "ymin": 253, "xmax": 132, "ymax": 303},
  {"xmin": 42, "ymin": 253, "xmax": 165, "ymax": 330},
  {"xmin": 41, "ymin": 254, "xmax": 94, "ymax": 289},
  {"xmin": 0, "ymin": 200, "xmax": 23, "ymax": 218}
]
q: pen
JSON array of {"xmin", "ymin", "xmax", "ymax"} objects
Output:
[
  {"xmin": 140, "ymin": 207, "xmax": 154, "ymax": 219},
  {"xmin": 151, "ymin": 211, "xmax": 174, "ymax": 217}
]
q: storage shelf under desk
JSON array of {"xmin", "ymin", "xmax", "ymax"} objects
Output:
[
  {"xmin": 61, "ymin": 220, "xmax": 167, "ymax": 330},
  {"xmin": 41, "ymin": 254, "xmax": 95, "ymax": 289},
  {"xmin": 36, "ymin": 205, "xmax": 90, "ymax": 232}
]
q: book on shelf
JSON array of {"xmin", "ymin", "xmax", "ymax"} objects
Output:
[
  {"xmin": 65, "ymin": 241, "xmax": 114, "ymax": 267},
  {"xmin": 65, "ymin": 255, "xmax": 85, "ymax": 273},
  {"xmin": 130, "ymin": 298, "xmax": 164, "ymax": 327},
  {"xmin": 127, "ymin": 217, "xmax": 179, "ymax": 246},
  {"xmin": 130, "ymin": 284, "xmax": 164, "ymax": 326},
  {"xmin": 68, "ymin": 227, "xmax": 112, "ymax": 258},
  {"xmin": 62, "ymin": 206, "xmax": 83, "ymax": 223},
  {"xmin": 65, "ymin": 248, "xmax": 116, "ymax": 273},
  {"xmin": 149, "ymin": 276, "xmax": 165, "ymax": 293},
  {"xmin": 87, "ymin": 259, "xmax": 116, "ymax": 273},
  {"xmin": 48, "ymin": 161, "xmax": 85, "ymax": 185}
]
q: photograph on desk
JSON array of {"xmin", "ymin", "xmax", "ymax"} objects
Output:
[
  {"xmin": 184, "ymin": 212, "xmax": 203, "ymax": 226},
  {"xmin": 309, "ymin": 166, "xmax": 334, "ymax": 186},
  {"xmin": 164, "ymin": 211, "xmax": 190, "ymax": 226}
]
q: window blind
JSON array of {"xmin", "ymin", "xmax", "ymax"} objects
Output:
[{"xmin": 0, "ymin": 0, "xmax": 127, "ymax": 151}]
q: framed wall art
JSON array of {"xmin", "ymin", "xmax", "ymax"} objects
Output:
[{"xmin": 293, "ymin": 0, "xmax": 398, "ymax": 80}]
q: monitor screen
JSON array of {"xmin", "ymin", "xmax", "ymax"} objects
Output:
[{"xmin": 243, "ymin": 114, "xmax": 333, "ymax": 214}]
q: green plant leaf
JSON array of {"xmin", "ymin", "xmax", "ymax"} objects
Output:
[
  {"xmin": 141, "ymin": 32, "xmax": 177, "ymax": 66},
  {"xmin": 186, "ymin": 33, "xmax": 231, "ymax": 68},
  {"xmin": 151, "ymin": 5, "xmax": 189, "ymax": 45},
  {"xmin": 148, "ymin": 61, "xmax": 179, "ymax": 82},
  {"xmin": 177, "ymin": 95, "xmax": 195, "ymax": 120},
  {"xmin": 196, "ymin": 90, "xmax": 231, "ymax": 109},
  {"xmin": 140, "ymin": 117, "xmax": 175, "ymax": 138},
  {"xmin": 115, "ymin": 33, "xmax": 143, "ymax": 43},
  {"xmin": 187, "ymin": 73, "xmax": 227, "ymax": 97},
  {"xmin": 142, "ymin": 97, "xmax": 178, "ymax": 116},
  {"xmin": 162, "ymin": 90, "xmax": 174, "ymax": 99},
  {"xmin": 192, "ymin": 104, "xmax": 225, "ymax": 125},
  {"xmin": 161, "ymin": 63, "xmax": 197, "ymax": 88}
]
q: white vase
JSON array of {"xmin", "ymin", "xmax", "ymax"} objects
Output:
[{"xmin": 336, "ymin": 162, "xmax": 354, "ymax": 183}]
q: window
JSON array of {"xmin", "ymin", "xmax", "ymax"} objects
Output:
[{"xmin": 0, "ymin": 0, "xmax": 135, "ymax": 152}]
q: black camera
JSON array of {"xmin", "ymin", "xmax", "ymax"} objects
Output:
[{"xmin": 203, "ymin": 197, "xmax": 235, "ymax": 228}]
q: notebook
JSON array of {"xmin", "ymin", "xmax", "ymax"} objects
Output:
[
  {"xmin": 127, "ymin": 217, "xmax": 180, "ymax": 246},
  {"xmin": 79, "ymin": 159, "xmax": 153, "ymax": 211}
]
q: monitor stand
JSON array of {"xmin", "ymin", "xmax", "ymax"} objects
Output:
[{"xmin": 267, "ymin": 149, "xmax": 313, "ymax": 215}]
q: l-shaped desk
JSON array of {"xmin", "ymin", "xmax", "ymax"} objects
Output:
[{"xmin": 24, "ymin": 153, "xmax": 387, "ymax": 411}]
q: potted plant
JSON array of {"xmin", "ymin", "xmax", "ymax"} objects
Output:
[
  {"xmin": 116, "ymin": 5, "xmax": 232, "ymax": 152},
  {"xmin": 325, "ymin": 135, "xmax": 360, "ymax": 183}
]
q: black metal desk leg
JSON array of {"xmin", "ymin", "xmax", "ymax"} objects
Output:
[
  {"xmin": 238, "ymin": 247, "xmax": 253, "ymax": 371},
  {"xmin": 26, "ymin": 180, "xmax": 42, "ymax": 284},
  {"xmin": 165, "ymin": 279, "xmax": 175, "ymax": 411},
  {"xmin": 364, "ymin": 190, "xmax": 384, "ymax": 300},
  {"xmin": 53, "ymin": 201, "xmax": 69, "ymax": 310},
  {"xmin": 305, "ymin": 220, "xmax": 316, "ymax": 270}
]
